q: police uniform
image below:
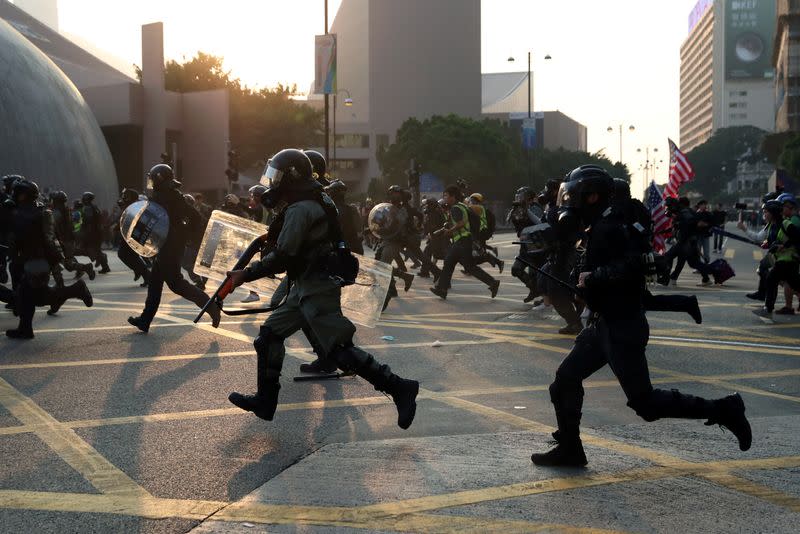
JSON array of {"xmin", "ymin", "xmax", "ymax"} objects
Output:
[
  {"xmin": 80, "ymin": 194, "xmax": 110, "ymax": 273},
  {"xmin": 116, "ymin": 190, "xmax": 151, "ymax": 285},
  {"xmin": 228, "ymin": 149, "xmax": 419, "ymax": 428},
  {"xmin": 51, "ymin": 195, "xmax": 95, "ymax": 281},
  {"xmin": 531, "ymin": 166, "xmax": 751, "ymax": 467}
]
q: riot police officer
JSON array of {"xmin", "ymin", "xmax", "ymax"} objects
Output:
[
  {"xmin": 50, "ymin": 191, "xmax": 96, "ymax": 281},
  {"xmin": 6, "ymin": 179, "xmax": 93, "ymax": 339},
  {"xmin": 116, "ymin": 188, "xmax": 151, "ymax": 286},
  {"xmin": 0, "ymin": 175, "xmax": 22, "ymax": 285},
  {"xmin": 225, "ymin": 149, "xmax": 419, "ymax": 428},
  {"xmin": 325, "ymin": 180, "xmax": 364, "ymax": 255},
  {"xmin": 80, "ymin": 192, "xmax": 111, "ymax": 273},
  {"xmin": 531, "ymin": 166, "xmax": 751, "ymax": 466},
  {"xmin": 305, "ymin": 149, "xmax": 331, "ymax": 187},
  {"xmin": 128, "ymin": 164, "xmax": 220, "ymax": 333},
  {"xmin": 419, "ymin": 197, "xmax": 449, "ymax": 278},
  {"xmin": 508, "ymin": 186, "xmax": 543, "ymax": 303}
]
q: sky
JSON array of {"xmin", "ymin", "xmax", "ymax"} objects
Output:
[{"xmin": 49, "ymin": 0, "xmax": 701, "ymax": 195}]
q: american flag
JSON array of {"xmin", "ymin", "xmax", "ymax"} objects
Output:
[
  {"xmin": 664, "ymin": 138, "xmax": 695, "ymax": 199},
  {"xmin": 645, "ymin": 181, "xmax": 669, "ymax": 253}
]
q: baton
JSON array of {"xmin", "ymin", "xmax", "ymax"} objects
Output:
[
  {"xmin": 710, "ymin": 227, "xmax": 760, "ymax": 247},
  {"xmin": 514, "ymin": 255, "xmax": 581, "ymax": 295},
  {"xmin": 194, "ymin": 234, "xmax": 269, "ymax": 323}
]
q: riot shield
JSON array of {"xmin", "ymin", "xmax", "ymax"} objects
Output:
[
  {"xmin": 194, "ymin": 210, "xmax": 392, "ymax": 328},
  {"xmin": 119, "ymin": 200, "xmax": 169, "ymax": 258},
  {"xmin": 368, "ymin": 202, "xmax": 405, "ymax": 240}
]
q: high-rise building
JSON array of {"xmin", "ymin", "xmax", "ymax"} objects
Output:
[
  {"xmin": 313, "ymin": 0, "xmax": 481, "ymax": 189},
  {"xmin": 680, "ymin": 0, "xmax": 776, "ymax": 152},
  {"xmin": 774, "ymin": 0, "xmax": 800, "ymax": 133}
]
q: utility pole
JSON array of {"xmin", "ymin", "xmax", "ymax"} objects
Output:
[{"xmin": 324, "ymin": 0, "xmax": 330, "ymax": 163}]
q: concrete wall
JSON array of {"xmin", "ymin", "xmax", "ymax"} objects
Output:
[
  {"xmin": 180, "ymin": 90, "xmax": 229, "ymax": 194},
  {"xmin": 141, "ymin": 22, "xmax": 167, "ymax": 182}
]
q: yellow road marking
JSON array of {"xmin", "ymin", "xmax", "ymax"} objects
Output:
[
  {"xmin": 651, "ymin": 367, "xmax": 800, "ymax": 404},
  {"xmin": 753, "ymin": 249, "xmax": 763, "ymax": 261},
  {"xmin": 0, "ymin": 378, "xmax": 149, "ymax": 497},
  {"xmin": 725, "ymin": 249, "xmax": 735, "ymax": 259}
]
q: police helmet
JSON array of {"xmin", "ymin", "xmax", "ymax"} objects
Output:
[
  {"xmin": 613, "ymin": 178, "xmax": 631, "ymax": 201},
  {"xmin": 437, "ymin": 198, "xmax": 447, "ymax": 209},
  {"xmin": 562, "ymin": 165, "xmax": 613, "ymax": 206},
  {"xmin": 304, "ymin": 149, "xmax": 327, "ymax": 179},
  {"xmin": 50, "ymin": 190, "xmax": 68, "ymax": 205},
  {"xmin": 469, "ymin": 193, "xmax": 484, "ymax": 204},
  {"xmin": 224, "ymin": 194, "xmax": 239, "ymax": 205},
  {"xmin": 183, "ymin": 194, "xmax": 196, "ymax": 205},
  {"xmin": 82, "ymin": 191, "xmax": 95, "ymax": 203},
  {"xmin": 12, "ymin": 179, "xmax": 39, "ymax": 202},
  {"xmin": 148, "ymin": 164, "xmax": 181, "ymax": 191},
  {"xmin": 248, "ymin": 184, "xmax": 268, "ymax": 198},
  {"xmin": 387, "ymin": 185, "xmax": 404, "ymax": 195},
  {"xmin": 120, "ymin": 188, "xmax": 139, "ymax": 205},
  {"xmin": 260, "ymin": 149, "xmax": 316, "ymax": 208},
  {"xmin": 777, "ymin": 192, "xmax": 797, "ymax": 207},
  {"xmin": 514, "ymin": 186, "xmax": 535, "ymax": 204},
  {"xmin": 2, "ymin": 174, "xmax": 23, "ymax": 193}
]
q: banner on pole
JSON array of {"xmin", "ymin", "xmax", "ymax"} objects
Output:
[
  {"xmin": 522, "ymin": 118, "xmax": 537, "ymax": 150},
  {"xmin": 314, "ymin": 34, "xmax": 337, "ymax": 95}
]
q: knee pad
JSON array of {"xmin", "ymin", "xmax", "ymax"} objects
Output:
[
  {"xmin": 329, "ymin": 343, "xmax": 372, "ymax": 371},
  {"xmin": 627, "ymin": 392, "xmax": 660, "ymax": 422},
  {"xmin": 254, "ymin": 326, "xmax": 284, "ymax": 354}
]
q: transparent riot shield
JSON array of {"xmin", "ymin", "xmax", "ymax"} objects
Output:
[
  {"xmin": 194, "ymin": 210, "xmax": 392, "ymax": 328},
  {"xmin": 119, "ymin": 200, "xmax": 170, "ymax": 258}
]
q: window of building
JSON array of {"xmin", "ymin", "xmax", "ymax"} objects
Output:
[
  {"xmin": 375, "ymin": 134, "xmax": 390, "ymax": 150},
  {"xmin": 335, "ymin": 134, "xmax": 369, "ymax": 149},
  {"xmin": 333, "ymin": 160, "xmax": 357, "ymax": 170}
]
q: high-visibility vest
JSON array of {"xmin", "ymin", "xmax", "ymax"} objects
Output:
[
  {"xmin": 776, "ymin": 217, "xmax": 800, "ymax": 262},
  {"xmin": 472, "ymin": 204, "xmax": 488, "ymax": 232},
  {"xmin": 448, "ymin": 203, "xmax": 472, "ymax": 242}
]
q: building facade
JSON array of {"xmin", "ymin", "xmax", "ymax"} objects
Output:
[
  {"xmin": 774, "ymin": 0, "xmax": 800, "ymax": 133},
  {"xmin": 314, "ymin": 0, "xmax": 482, "ymax": 190},
  {"xmin": 680, "ymin": 0, "xmax": 776, "ymax": 152}
]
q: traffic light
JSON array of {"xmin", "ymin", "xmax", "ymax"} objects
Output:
[{"xmin": 225, "ymin": 149, "xmax": 239, "ymax": 183}]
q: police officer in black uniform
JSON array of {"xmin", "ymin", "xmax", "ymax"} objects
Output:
[
  {"xmin": 325, "ymin": 180, "xmax": 364, "ymax": 255},
  {"xmin": 128, "ymin": 164, "xmax": 220, "ymax": 333},
  {"xmin": 419, "ymin": 197, "xmax": 449, "ymax": 278},
  {"xmin": 50, "ymin": 191, "xmax": 96, "ymax": 281},
  {"xmin": 116, "ymin": 188, "xmax": 151, "ymax": 286},
  {"xmin": 0, "ymin": 175, "xmax": 22, "ymax": 285},
  {"xmin": 80, "ymin": 192, "xmax": 111, "ymax": 274},
  {"xmin": 508, "ymin": 186, "xmax": 543, "ymax": 303},
  {"xmin": 225, "ymin": 149, "xmax": 419, "ymax": 428},
  {"xmin": 531, "ymin": 166, "xmax": 751, "ymax": 466},
  {"xmin": 6, "ymin": 179, "xmax": 93, "ymax": 339}
]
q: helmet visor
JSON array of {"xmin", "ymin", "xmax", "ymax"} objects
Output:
[{"xmin": 260, "ymin": 164, "xmax": 284, "ymax": 188}]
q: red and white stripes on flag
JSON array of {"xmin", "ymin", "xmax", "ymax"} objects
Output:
[
  {"xmin": 645, "ymin": 181, "xmax": 669, "ymax": 254},
  {"xmin": 664, "ymin": 139, "xmax": 695, "ymax": 199}
]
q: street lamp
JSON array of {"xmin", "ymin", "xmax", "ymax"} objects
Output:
[
  {"xmin": 508, "ymin": 52, "xmax": 552, "ymax": 186},
  {"xmin": 607, "ymin": 124, "xmax": 635, "ymax": 164},
  {"xmin": 637, "ymin": 147, "xmax": 662, "ymax": 196},
  {"xmin": 332, "ymin": 89, "xmax": 353, "ymax": 175}
]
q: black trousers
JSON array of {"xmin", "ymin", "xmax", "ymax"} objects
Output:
[
  {"xmin": 140, "ymin": 254, "xmax": 210, "ymax": 325},
  {"xmin": 403, "ymin": 240, "xmax": 441, "ymax": 277},
  {"xmin": 12, "ymin": 266, "xmax": 84, "ymax": 332},
  {"xmin": 666, "ymin": 242, "xmax": 711, "ymax": 282},
  {"xmin": 549, "ymin": 314, "xmax": 716, "ymax": 441},
  {"xmin": 118, "ymin": 240, "xmax": 149, "ymax": 279},
  {"xmin": 713, "ymin": 226, "xmax": 725, "ymax": 250},
  {"xmin": 84, "ymin": 238, "xmax": 109, "ymax": 269},
  {"xmin": 765, "ymin": 260, "xmax": 800, "ymax": 312},
  {"xmin": 644, "ymin": 291, "xmax": 694, "ymax": 314},
  {"xmin": 435, "ymin": 238, "xmax": 496, "ymax": 292}
]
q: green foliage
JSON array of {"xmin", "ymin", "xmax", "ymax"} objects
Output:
[
  {"xmin": 378, "ymin": 115, "xmax": 628, "ymax": 196},
  {"xmin": 777, "ymin": 133, "xmax": 800, "ymax": 179},
  {"xmin": 137, "ymin": 52, "xmax": 322, "ymax": 171},
  {"xmin": 684, "ymin": 126, "xmax": 768, "ymax": 199}
]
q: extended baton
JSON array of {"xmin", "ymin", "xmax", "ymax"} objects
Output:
[
  {"xmin": 710, "ymin": 227, "xmax": 760, "ymax": 247},
  {"xmin": 513, "ymin": 255, "xmax": 581, "ymax": 295}
]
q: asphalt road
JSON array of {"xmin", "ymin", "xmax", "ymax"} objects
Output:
[{"xmin": 0, "ymin": 232, "xmax": 799, "ymax": 533}]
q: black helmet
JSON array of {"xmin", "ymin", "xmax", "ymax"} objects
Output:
[
  {"xmin": 422, "ymin": 197, "xmax": 439, "ymax": 213},
  {"xmin": 562, "ymin": 165, "xmax": 613, "ymax": 220},
  {"xmin": 148, "ymin": 164, "xmax": 181, "ymax": 191},
  {"xmin": 260, "ymin": 148, "xmax": 315, "ymax": 208},
  {"xmin": 304, "ymin": 149, "xmax": 327, "ymax": 178},
  {"xmin": 2, "ymin": 174, "xmax": 23, "ymax": 193},
  {"xmin": 12, "ymin": 179, "xmax": 39, "ymax": 202},
  {"xmin": 613, "ymin": 178, "xmax": 631, "ymax": 201},
  {"xmin": 248, "ymin": 184, "xmax": 268, "ymax": 198},
  {"xmin": 325, "ymin": 179, "xmax": 348, "ymax": 199},
  {"xmin": 763, "ymin": 199, "xmax": 783, "ymax": 217},
  {"xmin": 387, "ymin": 185, "xmax": 404, "ymax": 195},
  {"xmin": 514, "ymin": 186, "xmax": 535, "ymax": 204},
  {"xmin": 50, "ymin": 190, "xmax": 68, "ymax": 205},
  {"xmin": 121, "ymin": 188, "xmax": 140, "ymax": 203},
  {"xmin": 82, "ymin": 191, "xmax": 95, "ymax": 203}
]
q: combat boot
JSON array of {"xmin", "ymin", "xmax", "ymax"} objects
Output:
[
  {"xmin": 531, "ymin": 437, "xmax": 588, "ymax": 467},
  {"xmin": 98, "ymin": 253, "xmax": 111, "ymax": 274},
  {"xmin": 206, "ymin": 301, "xmax": 221, "ymax": 328},
  {"xmin": 299, "ymin": 358, "xmax": 338, "ymax": 374},
  {"xmin": 429, "ymin": 286, "xmax": 447, "ymax": 300},
  {"xmin": 396, "ymin": 271, "xmax": 414, "ymax": 292},
  {"xmin": 386, "ymin": 376, "xmax": 419, "ymax": 430},
  {"xmin": 6, "ymin": 328, "xmax": 34, "ymax": 340},
  {"xmin": 228, "ymin": 385, "xmax": 280, "ymax": 421},
  {"xmin": 83, "ymin": 263, "xmax": 96, "ymax": 281},
  {"xmin": 705, "ymin": 393, "xmax": 751, "ymax": 451},
  {"xmin": 127, "ymin": 316, "xmax": 150, "ymax": 333}
]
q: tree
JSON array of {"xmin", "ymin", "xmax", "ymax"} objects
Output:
[
  {"xmin": 777, "ymin": 133, "xmax": 800, "ymax": 180},
  {"xmin": 378, "ymin": 115, "xmax": 628, "ymax": 197},
  {"xmin": 136, "ymin": 52, "xmax": 322, "ymax": 172},
  {"xmin": 684, "ymin": 126, "xmax": 768, "ymax": 199}
]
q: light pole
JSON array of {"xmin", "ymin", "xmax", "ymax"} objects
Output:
[
  {"xmin": 332, "ymin": 88, "xmax": 353, "ymax": 175},
  {"xmin": 508, "ymin": 52, "xmax": 551, "ymax": 186},
  {"xmin": 324, "ymin": 0, "xmax": 330, "ymax": 163},
  {"xmin": 637, "ymin": 147, "xmax": 662, "ymax": 196},
  {"xmin": 607, "ymin": 124, "xmax": 635, "ymax": 164}
]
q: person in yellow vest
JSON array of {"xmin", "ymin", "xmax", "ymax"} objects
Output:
[
  {"xmin": 430, "ymin": 185, "xmax": 500, "ymax": 299},
  {"xmin": 467, "ymin": 193, "xmax": 503, "ymax": 272},
  {"xmin": 753, "ymin": 195, "xmax": 800, "ymax": 319}
]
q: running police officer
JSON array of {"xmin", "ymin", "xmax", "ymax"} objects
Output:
[
  {"xmin": 80, "ymin": 192, "xmax": 111, "ymax": 274},
  {"xmin": 116, "ymin": 188, "xmax": 151, "ymax": 286},
  {"xmin": 225, "ymin": 149, "xmax": 419, "ymax": 429},
  {"xmin": 128, "ymin": 164, "xmax": 220, "ymax": 333},
  {"xmin": 50, "ymin": 191, "xmax": 96, "ymax": 281},
  {"xmin": 531, "ymin": 166, "xmax": 751, "ymax": 466}
]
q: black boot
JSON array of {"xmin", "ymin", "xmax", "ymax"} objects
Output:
[
  {"xmin": 531, "ymin": 436, "xmax": 587, "ymax": 467},
  {"xmin": 299, "ymin": 358, "xmax": 338, "ymax": 374},
  {"xmin": 332, "ymin": 346, "xmax": 419, "ymax": 429},
  {"xmin": 83, "ymin": 263, "xmax": 96, "ymax": 281},
  {"xmin": 705, "ymin": 393, "xmax": 752, "ymax": 451},
  {"xmin": 746, "ymin": 291, "xmax": 764, "ymax": 301},
  {"xmin": 128, "ymin": 316, "xmax": 150, "ymax": 333},
  {"xmin": 229, "ymin": 347, "xmax": 281, "ymax": 420},
  {"xmin": 523, "ymin": 288, "xmax": 539, "ymax": 303},
  {"xmin": 688, "ymin": 295, "xmax": 702, "ymax": 324},
  {"xmin": 6, "ymin": 328, "xmax": 34, "ymax": 340},
  {"xmin": 98, "ymin": 253, "xmax": 111, "ymax": 274},
  {"xmin": 396, "ymin": 271, "xmax": 414, "ymax": 292}
]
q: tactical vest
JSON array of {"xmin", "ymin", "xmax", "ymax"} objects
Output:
[
  {"xmin": 474, "ymin": 205, "xmax": 488, "ymax": 232},
  {"xmin": 776, "ymin": 217, "xmax": 800, "ymax": 262},
  {"xmin": 448, "ymin": 203, "xmax": 472, "ymax": 242}
]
